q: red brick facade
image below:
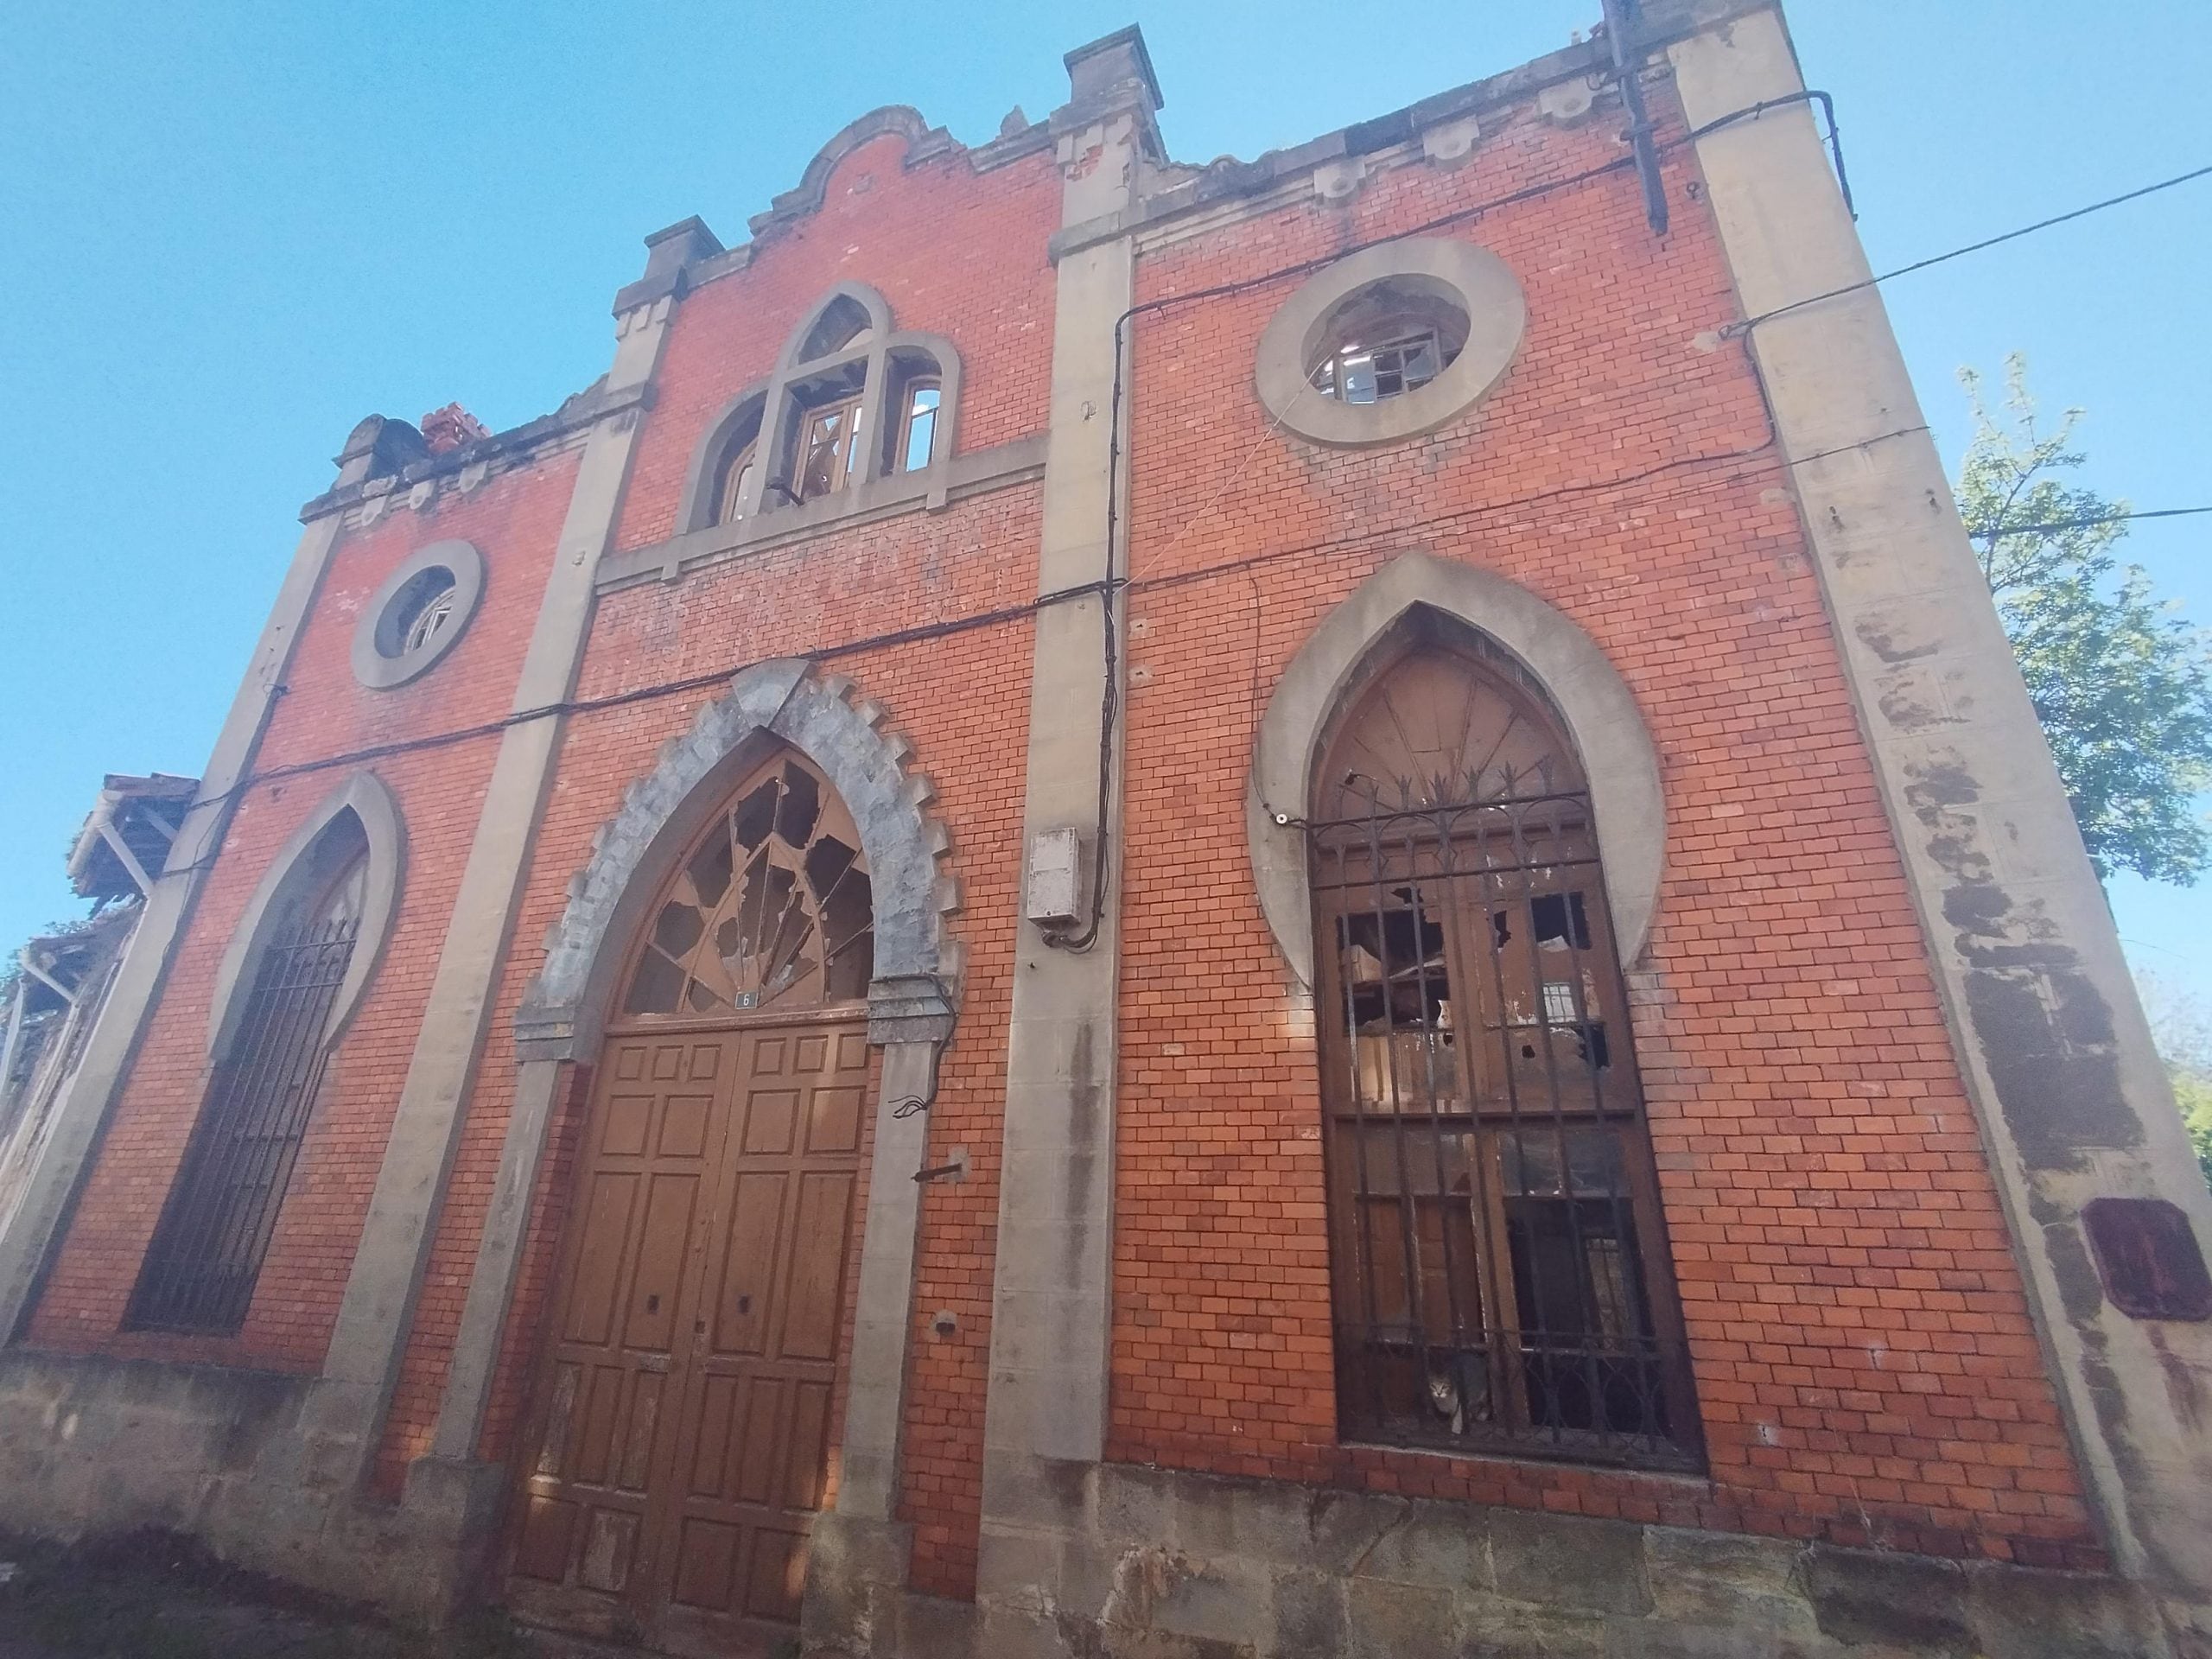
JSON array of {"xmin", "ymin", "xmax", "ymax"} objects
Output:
[
  {"xmin": 12, "ymin": 15, "xmax": 2132, "ymax": 1645},
  {"xmin": 1106, "ymin": 86, "xmax": 2094, "ymax": 1571}
]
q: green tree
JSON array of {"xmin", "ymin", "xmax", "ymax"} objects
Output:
[
  {"xmin": 1957, "ymin": 357, "xmax": 2212, "ymax": 884},
  {"xmin": 2134, "ymin": 971, "xmax": 2212, "ymax": 1191}
]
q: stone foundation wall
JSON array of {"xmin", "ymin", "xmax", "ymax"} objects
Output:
[
  {"xmin": 809, "ymin": 1460, "xmax": 2170, "ymax": 1659},
  {"xmin": 0, "ymin": 1350, "xmax": 502, "ymax": 1621}
]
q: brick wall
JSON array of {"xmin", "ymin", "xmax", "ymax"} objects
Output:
[
  {"xmin": 374, "ymin": 137, "xmax": 1062, "ymax": 1593},
  {"xmin": 1105, "ymin": 91, "xmax": 2100, "ymax": 1571},
  {"xmin": 610, "ymin": 134, "xmax": 1060, "ymax": 556},
  {"xmin": 29, "ymin": 454, "xmax": 577, "ymax": 1370},
  {"xmin": 21, "ymin": 64, "xmax": 2107, "ymax": 1618}
]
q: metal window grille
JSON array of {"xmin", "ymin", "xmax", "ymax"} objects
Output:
[
  {"xmin": 1310, "ymin": 779, "xmax": 1700, "ymax": 1471},
  {"xmin": 125, "ymin": 913, "xmax": 358, "ymax": 1335}
]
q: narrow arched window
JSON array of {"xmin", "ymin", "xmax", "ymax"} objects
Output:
[
  {"xmin": 895, "ymin": 378, "xmax": 941, "ymax": 473},
  {"xmin": 1308, "ymin": 626, "xmax": 1697, "ymax": 1468},
  {"xmin": 127, "ymin": 812, "xmax": 372, "ymax": 1334},
  {"xmin": 715, "ymin": 440, "xmax": 758, "ymax": 525},
  {"xmin": 620, "ymin": 751, "xmax": 874, "ymax": 1020}
]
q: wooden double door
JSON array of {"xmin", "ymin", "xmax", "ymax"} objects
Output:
[{"xmin": 507, "ymin": 1016, "xmax": 871, "ymax": 1654}]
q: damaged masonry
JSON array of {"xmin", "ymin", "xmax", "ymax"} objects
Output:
[{"xmin": 3, "ymin": 6, "xmax": 2209, "ymax": 1658}]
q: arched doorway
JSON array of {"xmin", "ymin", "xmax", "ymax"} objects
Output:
[
  {"xmin": 508, "ymin": 747, "xmax": 878, "ymax": 1653},
  {"xmin": 1306, "ymin": 617, "xmax": 1700, "ymax": 1470}
]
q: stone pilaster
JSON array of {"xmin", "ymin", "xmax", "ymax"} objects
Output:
[
  {"xmin": 1673, "ymin": 7, "xmax": 2212, "ymax": 1641},
  {"xmin": 287, "ymin": 226, "xmax": 708, "ymax": 1509},
  {"xmin": 974, "ymin": 25, "xmax": 1160, "ymax": 1653}
]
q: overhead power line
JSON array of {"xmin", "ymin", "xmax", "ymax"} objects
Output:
[
  {"xmin": 1730, "ymin": 162, "xmax": 2212, "ymax": 334},
  {"xmin": 172, "ymin": 137, "xmax": 2212, "ymax": 856},
  {"xmin": 1968, "ymin": 506, "xmax": 2212, "ymax": 538}
]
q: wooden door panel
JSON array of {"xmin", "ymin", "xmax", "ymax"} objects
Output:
[
  {"xmin": 509, "ymin": 1033, "xmax": 738, "ymax": 1630},
  {"xmin": 744, "ymin": 1529, "xmax": 807, "ymax": 1624},
  {"xmin": 619, "ymin": 1171, "xmax": 701, "ymax": 1352},
  {"xmin": 559, "ymin": 1173, "xmax": 639, "ymax": 1346},
  {"xmin": 514, "ymin": 1494, "xmax": 579, "ymax": 1583},
  {"xmin": 670, "ymin": 1516, "xmax": 740, "ymax": 1609},
  {"xmin": 711, "ymin": 1171, "xmax": 786, "ymax": 1356},
  {"xmin": 512, "ymin": 1020, "xmax": 868, "ymax": 1649},
  {"xmin": 779, "ymin": 1171, "xmax": 855, "ymax": 1361},
  {"xmin": 741, "ymin": 1087, "xmax": 800, "ymax": 1155},
  {"xmin": 783, "ymin": 1380, "xmax": 832, "ymax": 1510}
]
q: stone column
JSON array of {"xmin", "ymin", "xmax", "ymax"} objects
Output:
[
  {"xmin": 0, "ymin": 417, "xmax": 404, "ymax": 1340},
  {"xmin": 286, "ymin": 221, "xmax": 718, "ymax": 1506},
  {"xmin": 975, "ymin": 25, "xmax": 1160, "ymax": 1648},
  {"xmin": 1672, "ymin": 6, "xmax": 2212, "ymax": 1636}
]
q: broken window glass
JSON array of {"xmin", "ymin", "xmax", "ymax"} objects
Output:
[
  {"xmin": 795, "ymin": 397, "xmax": 864, "ymax": 502},
  {"xmin": 615, "ymin": 753, "xmax": 874, "ymax": 1020},
  {"xmin": 1312, "ymin": 327, "xmax": 1456, "ymax": 404},
  {"xmin": 1310, "ymin": 643, "xmax": 1692, "ymax": 1468}
]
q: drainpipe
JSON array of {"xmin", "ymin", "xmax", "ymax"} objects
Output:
[{"xmin": 1601, "ymin": 0, "xmax": 1670, "ymax": 235}]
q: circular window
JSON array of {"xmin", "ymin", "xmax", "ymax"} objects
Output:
[
  {"xmin": 352, "ymin": 539, "xmax": 485, "ymax": 690},
  {"xmin": 1255, "ymin": 238, "xmax": 1526, "ymax": 448}
]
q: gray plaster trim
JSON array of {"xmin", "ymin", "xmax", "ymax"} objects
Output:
[
  {"xmin": 671, "ymin": 380, "xmax": 770, "ymax": 537},
  {"xmin": 516, "ymin": 658, "xmax": 960, "ymax": 1059},
  {"xmin": 835, "ymin": 1037, "xmax": 941, "ymax": 1522},
  {"xmin": 1253, "ymin": 238, "xmax": 1526, "ymax": 448},
  {"xmin": 977, "ymin": 72, "xmax": 1141, "ymax": 1561},
  {"xmin": 1675, "ymin": 10, "xmax": 2212, "ymax": 1623},
  {"xmin": 1249, "ymin": 551, "xmax": 1664, "ymax": 988},
  {"xmin": 207, "ymin": 772, "xmax": 405, "ymax": 1064},
  {"xmin": 601, "ymin": 433, "xmax": 1045, "ymax": 593},
  {"xmin": 294, "ymin": 291, "xmax": 683, "ymax": 1503},
  {"xmin": 427, "ymin": 1056, "xmax": 565, "ymax": 1463},
  {"xmin": 349, "ymin": 541, "xmax": 485, "ymax": 690},
  {"xmin": 777, "ymin": 283, "xmax": 894, "ymax": 373}
]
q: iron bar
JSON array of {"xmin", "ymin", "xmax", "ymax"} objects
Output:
[
  {"xmin": 127, "ymin": 916, "xmax": 355, "ymax": 1334},
  {"xmin": 1309, "ymin": 780, "xmax": 1693, "ymax": 1469}
]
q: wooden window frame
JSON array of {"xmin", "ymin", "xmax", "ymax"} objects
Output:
[
  {"xmin": 893, "ymin": 378, "xmax": 941, "ymax": 474},
  {"xmin": 1307, "ymin": 647, "xmax": 1700, "ymax": 1471}
]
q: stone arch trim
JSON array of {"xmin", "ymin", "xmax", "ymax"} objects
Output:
[
  {"xmin": 1248, "ymin": 550, "xmax": 1665, "ymax": 987},
  {"xmin": 681, "ymin": 283, "xmax": 968, "ymax": 530},
  {"xmin": 778, "ymin": 282, "xmax": 894, "ymax": 372},
  {"xmin": 207, "ymin": 771, "xmax": 406, "ymax": 1060},
  {"xmin": 518, "ymin": 658, "xmax": 961, "ymax": 1058},
  {"xmin": 674, "ymin": 379, "xmax": 771, "ymax": 536}
]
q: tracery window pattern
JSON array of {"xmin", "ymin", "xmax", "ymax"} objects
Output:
[
  {"xmin": 127, "ymin": 821, "xmax": 370, "ymax": 1335},
  {"xmin": 1309, "ymin": 639, "xmax": 1697, "ymax": 1469},
  {"xmin": 622, "ymin": 753, "xmax": 874, "ymax": 1020}
]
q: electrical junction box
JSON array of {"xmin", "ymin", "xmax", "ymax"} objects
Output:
[{"xmin": 1026, "ymin": 827, "xmax": 1088, "ymax": 927}]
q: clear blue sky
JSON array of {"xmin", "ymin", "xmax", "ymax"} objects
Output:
[{"xmin": 3, "ymin": 2, "xmax": 2207, "ymax": 1001}]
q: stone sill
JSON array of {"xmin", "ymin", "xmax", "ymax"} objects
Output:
[{"xmin": 594, "ymin": 433, "xmax": 1047, "ymax": 593}]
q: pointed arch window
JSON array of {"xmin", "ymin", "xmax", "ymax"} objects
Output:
[
  {"xmin": 127, "ymin": 813, "xmax": 372, "ymax": 1335},
  {"xmin": 677, "ymin": 286, "xmax": 963, "ymax": 535},
  {"xmin": 620, "ymin": 751, "xmax": 875, "ymax": 1021},
  {"xmin": 1307, "ymin": 623, "xmax": 1698, "ymax": 1469}
]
